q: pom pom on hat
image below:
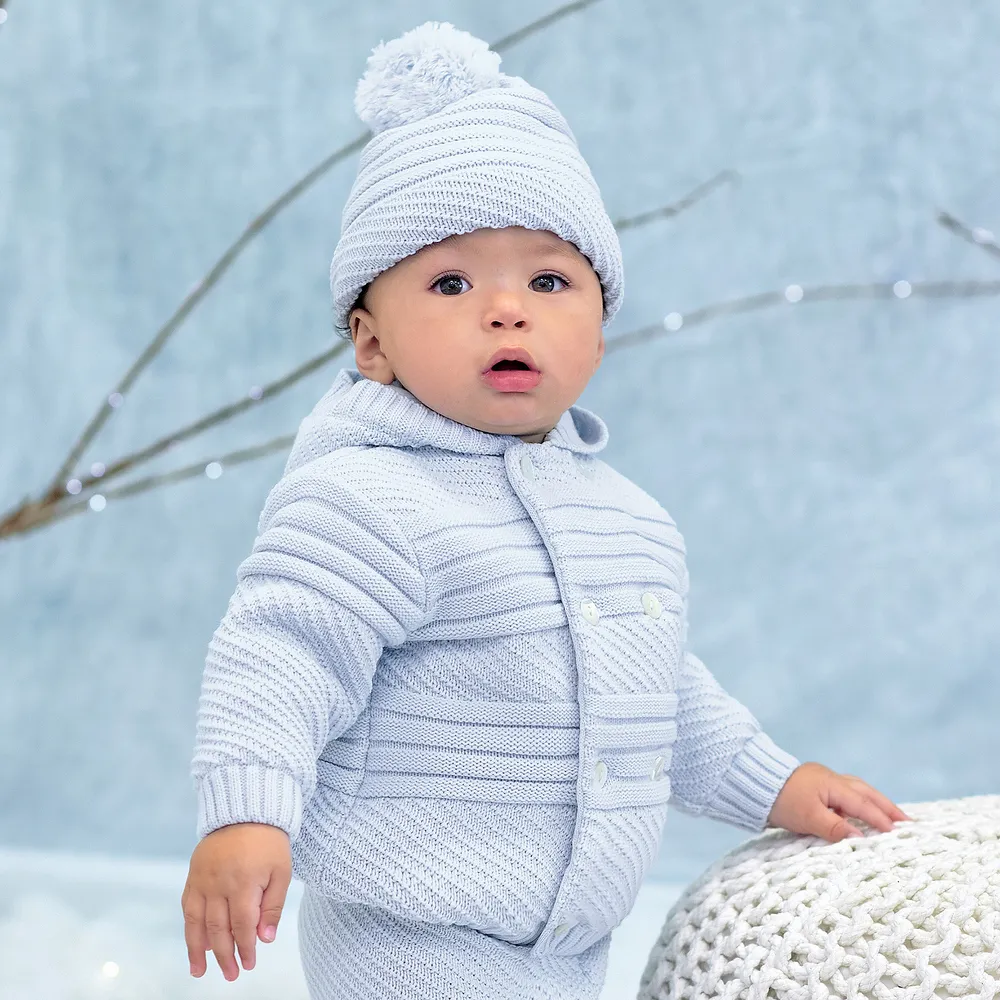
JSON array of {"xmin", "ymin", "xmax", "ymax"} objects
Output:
[{"xmin": 354, "ymin": 21, "xmax": 506, "ymax": 135}]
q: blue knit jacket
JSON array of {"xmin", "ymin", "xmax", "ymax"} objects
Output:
[{"xmin": 190, "ymin": 367, "xmax": 801, "ymax": 965}]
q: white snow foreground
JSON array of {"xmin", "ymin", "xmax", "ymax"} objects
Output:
[{"xmin": 0, "ymin": 846, "xmax": 683, "ymax": 999}]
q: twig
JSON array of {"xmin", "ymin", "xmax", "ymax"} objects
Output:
[
  {"xmin": 59, "ymin": 342, "xmax": 348, "ymax": 500},
  {"xmin": 7, "ymin": 436, "xmax": 296, "ymax": 540},
  {"xmin": 43, "ymin": 0, "xmax": 607, "ymax": 504},
  {"xmin": 936, "ymin": 210, "xmax": 1000, "ymax": 263},
  {"xmin": 614, "ymin": 170, "xmax": 740, "ymax": 232},
  {"xmin": 605, "ymin": 278, "xmax": 1000, "ymax": 355},
  {"xmin": 488, "ymin": 0, "xmax": 603, "ymax": 50},
  {"xmin": 42, "ymin": 134, "xmax": 367, "ymax": 504}
]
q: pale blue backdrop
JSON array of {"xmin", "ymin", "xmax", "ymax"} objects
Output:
[{"xmin": 1, "ymin": 1, "xmax": 998, "ymax": 884}]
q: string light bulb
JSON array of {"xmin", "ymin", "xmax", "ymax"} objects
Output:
[
  {"xmin": 205, "ymin": 462, "xmax": 223, "ymax": 479},
  {"xmin": 89, "ymin": 495, "xmax": 106, "ymax": 512}
]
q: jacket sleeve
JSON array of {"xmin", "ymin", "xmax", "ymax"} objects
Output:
[
  {"xmin": 667, "ymin": 564, "xmax": 801, "ymax": 831},
  {"xmin": 668, "ymin": 649, "xmax": 802, "ymax": 832},
  {"xmin": 189, "ymin": 465, "xmax": 427, "ymax": 842}
]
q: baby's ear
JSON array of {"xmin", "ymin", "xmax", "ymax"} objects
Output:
[
  {"xmin": 351, "ymin": 321, "xmax": 395, "ymax": 385},
  {"xmin": 349, "ymin": 304, "xmax": 373, "ymax": 345}
]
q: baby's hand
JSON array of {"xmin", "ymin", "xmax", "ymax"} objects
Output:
[
  {"xmin": 767, "ymin": 762, "xmax": 913, "ymax": 842},
  {"xmin": 181, "ymin": 822, "xmax": 292, "ymax": 981}
]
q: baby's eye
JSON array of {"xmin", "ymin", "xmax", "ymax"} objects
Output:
[
  {"xmin": 433, "ymin": 274, "xmax": 471, "ymax": 295},
  {"xmin": 530, "ymin": 273, "xmax": 569, "ymax": 293},
  {"xmin": 431, "ymin": 273, "xmax": 569, "ymax": 295}
]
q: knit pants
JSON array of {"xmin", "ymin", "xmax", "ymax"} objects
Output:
[{"xmin": 297, "ymin": 883, "xmax": 611, "ymax": 1000}]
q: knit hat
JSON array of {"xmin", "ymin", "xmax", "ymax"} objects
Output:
[{"xmin": 329, "ymin": 20, "xmax": 624, "ymax": 339}]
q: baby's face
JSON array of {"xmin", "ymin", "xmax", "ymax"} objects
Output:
[{"xmin": 349, "ymin": 226, "xmax": 605, "ymax": 443}]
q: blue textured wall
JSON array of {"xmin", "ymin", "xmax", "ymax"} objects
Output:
[{"xmin": 1, "ymin": 1, "xmax": 998, "ymax": 883}]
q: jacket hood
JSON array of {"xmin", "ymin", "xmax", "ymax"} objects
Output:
[{"xmin": 284, "ymin": 367, "xmax": 609, "ymax": 475}]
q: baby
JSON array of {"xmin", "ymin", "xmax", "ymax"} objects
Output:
[{"xmin": 181, "ymin": 21, "xmax": 910, "ymax": 1000}]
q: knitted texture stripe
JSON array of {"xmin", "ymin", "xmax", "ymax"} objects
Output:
[
  {"xmin": 639, "ymin": 794, "xmax": 1000, "ymax": 1000},
  {"xmin": 190, "ymin": 369, "xmax": 801, "ymax": 999},
  {"xmin": 328, "ymin": 21, "xmax": 624, "ymax": 336}
]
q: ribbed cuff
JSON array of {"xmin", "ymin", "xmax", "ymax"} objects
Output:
[
  {"xmin": 706, "ymin": 730, "xmax": 801, "ymax": 833},
  {"xmin": 195, "ymin": 765, "xmax": 304, "ymax": 841}
]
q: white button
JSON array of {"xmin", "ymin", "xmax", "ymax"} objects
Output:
[
  {"xmin": 592, "ymin": 760, "xmax": 608, "ymax": 789},
  {"xmin": 579, "ymin": 600, "xmax": 600, "ymax": 625},
  {"xmin": 553, "ymin": 922, "xmax": 572, "ymax": 938},
  {"xmin": 641, "ymin": 592, "xmax": 662, "ymax": 619},
  {"xmin": 650, "ymin": 755, "xmax": 665, "ymax": 781},
  {"xmin": 520, "ymin": 453, "xmax": 536, "ymax": 480},
  {"xmin": 578, "ymin": 458, "xmax": 596, "ymax": 479}
]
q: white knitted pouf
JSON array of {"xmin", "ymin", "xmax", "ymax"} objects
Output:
[{"xmin": 639, "ymin": 794, "xmax": 1000, "ymax": 1000}]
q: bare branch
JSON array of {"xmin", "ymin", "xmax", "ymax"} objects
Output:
[
  {"xmin": 43, "ymin": 135, "xmax": 367, "ymax": 501},
  {"xmin": 44, "ymin": 0, "xmax": 607, "ymax": 500},
  {"xmin": 100, "ymin": 434, "xmax": 296, "ymax": 502},
  {"xmin": 489, "ymin": 0, "xmax": 603, "ymax": 49},
  {"xmin": 613, "ymin": 170, "xmax": 740, "ymax": 232},
  {"xmin": 937, "ymin": 210, "xmax": 1000, "ymax": 263},
  {"xmin": 6, "ymin": 436, "xmax": 297, "ymax": 540},
  {"xmin": 64, "ymin": 341, "xmax": 348, "ymax": 499},
  {"xmin": 604, "ymin": 277, "xmax": 1000, "ymax": 356}
]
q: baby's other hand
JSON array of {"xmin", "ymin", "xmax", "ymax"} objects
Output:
[
  {"xmin": 766, "ymin": 762, "xmax": 914, "ymax": 843},
  {"xmin": 181, "ymin": 822, "xmax": 292, "ymax": 982}
]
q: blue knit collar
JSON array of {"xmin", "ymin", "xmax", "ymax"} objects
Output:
[{"xmin": 289, "ymin": 367, "xmax": 608, "ymax": 466}]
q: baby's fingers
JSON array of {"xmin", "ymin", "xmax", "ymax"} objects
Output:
[
  {"xmin": 861, "ymin": 785, "xmax": 914, "ymax": 823},
  {"xmin": 230, "ymin": 889, "xmax": 263, "ymax": 973},
  {"xmin": 257, "ymin": 861, "xmax": 291, "ymax": 943},
  {"xmin": 840, "ymin": 775, "xmax": 914, "ymax": 823},
  {"xmin": 181, "ymin": 887, "xmax": 209, "ymax": 977},
  {"xmin": 205, "ymin": 896, "xmax": 240, "ymax": 982}
]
